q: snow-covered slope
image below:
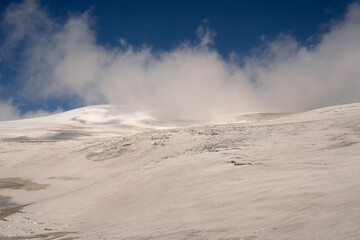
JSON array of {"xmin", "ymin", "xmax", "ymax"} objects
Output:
[
  {"xmin": 0, "ymin": 105, "xmax": 182, "ymax": 141},
  {"xmin": 1, "ymin": 103, "xmax": 360, "ymax": 239},
  {"xmin": 8, "ymin": 105, "xmax": 157, "ymax": 125}
]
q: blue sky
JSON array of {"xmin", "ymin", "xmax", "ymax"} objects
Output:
[
  {"xmin": 1, "ymin": 0, "xmax": 352, "ymax": 56},
  {"xmin": 43, "ymin": 0, "xmax": 352, "ymax": 55},
  {"xmin": 0, "ymin": 0, "xmax": 359, "ymax": 120}
]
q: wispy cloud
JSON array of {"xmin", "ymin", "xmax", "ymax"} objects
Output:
[
  {"xmin": 0, "ymin": 99, "xmax": 62, "ymax": 121},
  {"xmin": 1, "ymin": 0, "xmax": 360, "ymax": 121}
]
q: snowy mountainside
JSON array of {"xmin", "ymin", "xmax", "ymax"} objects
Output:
[
  {"xmin": 0, "ymin": 102, "xmax": 360, "ymax": 239},
  {"xmin": 0, "ymin": 105, "xmax": 176, "ymax": 141}
]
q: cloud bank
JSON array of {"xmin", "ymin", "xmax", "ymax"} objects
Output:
[{"xmin": 1, "ymin": 0, "xmax": 360, "ymax": 121}]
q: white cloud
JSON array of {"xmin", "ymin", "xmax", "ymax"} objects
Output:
[
  {"xmin": 1, "ymin": 0, "xmax": 360, "ymax": 121},
  {"xmin": 0, "ymin": 99, "xmax": 62, "ymax": 121},
  {"xmin": 196, "ymin": 23, "xmax": 216, "ymax": 47},
  {"xmin": 21, "ymin": 108, "xmax": 63, "ymax": 119},
  {"xmin": 0, "ymin": 100, "xmax": 20, "ymax": 121}
]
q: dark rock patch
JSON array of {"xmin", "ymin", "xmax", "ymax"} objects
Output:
[{"xmin": 227, "ymin": 161, "xmax": 253, "ymax": 166}]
